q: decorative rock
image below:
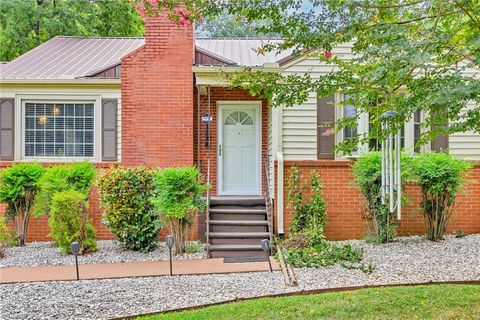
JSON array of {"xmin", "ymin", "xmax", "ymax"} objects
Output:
[
  {"xmin": 1, "ymin": 234, "xmax": 479, "ymax": 319},
  {"xmin": 0, "ymin": 241, "xmax": 206, "ymax": 268}
]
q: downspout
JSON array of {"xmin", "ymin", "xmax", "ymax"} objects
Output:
[
  {"xmin": 196, "ymin": 85, "xmax": 201, "ymax": 168},
  {"xmin": 276, "ymin": 106, "xmax": 284, "ymax": 235}
]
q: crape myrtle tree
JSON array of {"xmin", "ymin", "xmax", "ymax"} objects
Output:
[{"xmin": 135, "ymin": 0, "xmax": 480, "ymax": 153}]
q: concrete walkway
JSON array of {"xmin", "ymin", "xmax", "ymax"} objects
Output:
[{"xmin": 0, "ymin": 257, "xmax": 280, "ymax": 284}]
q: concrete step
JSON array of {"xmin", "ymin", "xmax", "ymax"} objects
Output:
[
  {"xmin": 209, "ymin": 208, "xmax": 266, "ymax": 214},
  {"xmin": 209, "ymin": 208, "xmax": 267, "ymax": 222},
  {"xmin": 209, "ymin": 220, "xmax": 268, "ymax": 232},
  {"xmin": 210, "ymin": 196, "xmax": 265, "ymax": 207},
  {"xmin": 209, "ymin": 244, "xmax": 263, "ymax": 251},
  {"xmin": 210, "ymin": 238, "xmax": 268, "ymax": 245},
  {"xmin": 211, "ymin": 213, "xmax": 266, "ymax": 221},
  {"xmin": 209, "ymin": 244, "xmax": 265, "ymax": 258},
  {"xmin": 209, "ymin": 232, "xmax": 270, "ymax": 239},
  {"xmin": 210, "ymin": 250, "xmax": 265, "ymax": 258},
  {"xmin": 209, "ymin": 220, "xmax": 269, "ymax": 226},
  {"xmin": 211, "ymin": 224, "xmax": 267, "ymax": 233}
]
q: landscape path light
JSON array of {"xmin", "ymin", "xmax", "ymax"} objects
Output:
[
  {"xmin": 261, "ymin": 239, "xmax": 273, "ymax": 272},
  {"xmin": 166, "ymin": 235, "xmax": 174, "ymax": 276},
  {"xmin": 70, "ymin": 241, "xmax": 80, "ymax": 280}
]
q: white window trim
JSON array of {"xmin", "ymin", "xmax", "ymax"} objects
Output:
[
  {"xmin": 15, "ymin": 94, "xmax": 102, "ymax": 162},
  {"xmin": 336, "ymin": 93, "xmax": 429, "ymax": 159},
  {"xmin": 335, "ymin": 93, "xmax": 369, "ymax": 159}
]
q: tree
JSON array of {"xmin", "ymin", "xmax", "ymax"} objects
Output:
[
  {"xmin": 135, "ymin": 0, "xmax": 480, "ymax": 153},
  {"xmin": 154, "ymin": 167, "xmax": 208, "ymax": 254},
  {"xmin": 0, "ymin": 0, "xmax": 144, "ymax": 61},
  {"xmin": 196, "ymin": 13, "xmax": 276, "ymax": 37},
  {"xmin": 0, "ymin": 163, "xmax": 45, "ymax": 246}
]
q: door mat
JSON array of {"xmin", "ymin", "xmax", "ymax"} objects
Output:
[{"xmin": 223, "ymin": 256, "xmax": 268, "ymax": 263}]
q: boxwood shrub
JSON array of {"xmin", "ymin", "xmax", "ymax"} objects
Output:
[
  {"xmin": 413, "ymin": 152, "xmax": 472, "ymax": 241},
  {"xmin": 49, "ymin": 190, "xmax": 96, "ymax": 254},
  {"xmin": 35, "ymin": 162, "xmax": 95, "ymax": 217},
  {"xmin": 98, "ymin": 167, "xmax": 162, "ymax": 252}
]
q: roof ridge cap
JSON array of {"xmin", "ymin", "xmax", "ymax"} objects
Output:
[{"xmin": 54, "ymin": 36, "xmax": 145, "ymax": 40}]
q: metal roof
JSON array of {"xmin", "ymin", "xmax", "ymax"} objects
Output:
[
  {"xmin": 195, "ymin": 38, "xmax": 291, "ymax": 67},
  {"xmin": 0, "ymin": 37, "xmax": 145, "ymax": 80},
  {"xmin": 0, "ymin": 36, "xmax": 292, "ymax": 80}
]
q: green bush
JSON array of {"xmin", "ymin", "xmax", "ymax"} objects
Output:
[
  {"xmin": 0, "ymin": 163, "xmax": 45, "ymax": 246},
  {"xmin": 413, "ymin": 153, "xmax": 472, "ymax": 241},
  {"xmin": 98, "ymin": 167, "xmax": 162, "ymax": 252},
  {"xmin": 0, "ymin": 216, "xmax": 14, "ymax": 258},
  {"xmin": 154, "ymin": 166, "xmax": 208, "ymax": 254},
  {"xmin": 35, "ymin": 162, "xmax": 95, "ymax": 217},
  {"xmin": 352, "ymin": 152, "xmax": 412, "ymax": 243},
  {"xmin": 281, "ymin": 168, "xmax": 369, "ymax": 272},
  {"xmin": 287, "ymin": 167, "xmax": 327, "ymax": 247},
  {"xmin": 49, "ymin": 190, "xmax": 96, "ymax": 254}
]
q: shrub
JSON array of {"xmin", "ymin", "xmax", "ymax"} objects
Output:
[
  {"xmin": 49, "ymin": 190, "xmax": 96, "ymax": 254},
  {"xmin": 35, "ymin": 162, "xmax": 95, "ymax": 217},
  {"xmin": 0, "ymin": 216, "xmax": 14, "ymax": 258},
  {"xmin": 154, "ymin": 166, "xmax": 208, "ymax": 254},
  {"xmin": 98, "ymin": 167, "xmax": 161, "ymax": 252},
  {"xmin": 281, "ymin": 168, "xmax": 369, "ymax": 272},
  {"xmin": 352, "ymin": 152, "xmax": 412, "ymax": 243},
  {"xmin": 186, "ymin": 241, "xmax": 201, "ymax": 254},
  {"xmin": 287, "ymin": 167, "xmax": 327, "ymax": 246},
  {"xmin": 413, "ymin": 153, "xmax": 472, "ymax": 241},
  {"xmin": 0, "ymin": 163, "xmax": 45, "ymax": 246}
]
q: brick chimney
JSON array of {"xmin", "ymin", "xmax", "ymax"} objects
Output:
[{"xmin": 121, "ymin": 15, "xmax": 194, "ymax": 166}]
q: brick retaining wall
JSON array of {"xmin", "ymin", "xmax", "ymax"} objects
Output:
[{"xmin": 275, "ymin": 160, "xmax": 480, "ymax": 240}]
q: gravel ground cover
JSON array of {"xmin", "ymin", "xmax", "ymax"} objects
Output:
[
  {"xmin": 0, "ymin": 241, "xmax": 205, "ymax": 268},
  {"xmin": 1, "ymin": 234, "xmax": 479, "ymax": 319}
]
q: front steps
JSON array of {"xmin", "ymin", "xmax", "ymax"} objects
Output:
[{"xmin": 206, "ymin": 196, "xmax": 271, "ymax": 258}]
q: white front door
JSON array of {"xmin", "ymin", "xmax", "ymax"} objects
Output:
[{"xmin": 218, "ymin": 102, "xmax": 261, "ymax": 195}]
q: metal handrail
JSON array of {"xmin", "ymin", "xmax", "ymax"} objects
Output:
[
  {"xmin": 263, "ymin": 155, "xmax": 274, "ymax": 253},
  {"xmin": 205, "ymin": 85, "xmax": 211, "ymax": 258}
]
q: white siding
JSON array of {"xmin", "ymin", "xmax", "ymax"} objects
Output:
[{"xmin": 279, "ymin": 46, "xmax": 480, "ymax": 161}]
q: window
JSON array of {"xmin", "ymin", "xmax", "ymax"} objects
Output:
[
  {"xmin": 24, "ymin": 102, "xmax": 94, "ymax": 158},
  {"xmin": 343, "ymin": 103, "xmax": 357, "ymax": 141},
  {"xmin": 341, "ymin": 94, "xmax": 359, "ymax": 154},
  {"xmin": 413, "ymin": 110, "xmax": 421, "ymax": 153}
]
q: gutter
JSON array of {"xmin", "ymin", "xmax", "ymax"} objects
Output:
[
  {"xmin": 0, "ymin": 78, "xmax": 121, "ymax": 85},
  {"xmin": 193, "ymin": 63, "xmax": 283, "ymax": 74}
]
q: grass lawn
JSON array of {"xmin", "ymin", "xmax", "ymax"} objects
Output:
[{"xmin": 140, "ymin": 284, "xmax": 480, "ymax": 320}]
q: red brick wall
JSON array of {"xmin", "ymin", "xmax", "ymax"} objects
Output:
[
  {"xmin": 194, "ymin": 87, "xmax": 268, "ymax": 195},
  {"xmin": 120, "ymin": 15, "xmax": 194, "ymax": 166},
  {"xmin": 26, "ymin": 186, "xmax": 113, "ymax": 242},
  {"xmin": 2, "ymin": 16, "xmax": 198, "ymax": 243},
  {"xmin": 0, "ymin": 163, "xmax": 116, "ymax": 242},
  {"xmin": 275, "ymin": 160, "xmax": 480, "ymax": 240}
]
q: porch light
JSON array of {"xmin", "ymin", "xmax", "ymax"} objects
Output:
[
  {"xmin": 261, "ymin": 239, "xmax": 273, "ymax": 272},
  {"xmin": 70, "ymin": 241, "xmax": 80, "ymax": 280},
  {"xmin": 166, "ymin": 235, "xmax": 174, "ymax": 276}
]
